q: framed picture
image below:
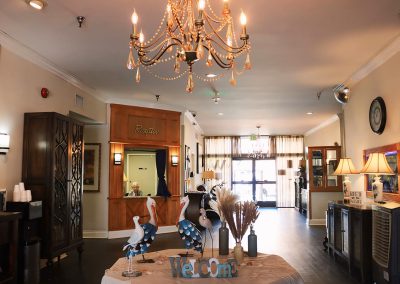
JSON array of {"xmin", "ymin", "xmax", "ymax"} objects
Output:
[{"xmin": 83, "ymin": 143, "xmax": 101, "ymax": 192}]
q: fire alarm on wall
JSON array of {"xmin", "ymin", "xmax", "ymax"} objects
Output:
[{"xmin": 41, "ymin": 88, "xmax": 49, "ymax": 98}]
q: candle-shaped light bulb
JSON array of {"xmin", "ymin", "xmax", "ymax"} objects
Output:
[
  {"xmin": 131, "ymin": 10, "xmax": 138, "ymax": 25},
  {"xmin": 139, "ymin": 30, "xmax": 144, "ymax": 44},
  {"xmin": 198, "ymin": 0, "xmax": 205, "ymax": 10},
  {"xmin": 240, "ymin": 11, "xmax": 247, "ymax": 26},
  {"xmin": 198, "ymin": 0, "xmax": 205, "ymax": 18},
  {"xmin": 131, "ymin": 9, "xmax": 138, "ymax": 35}
]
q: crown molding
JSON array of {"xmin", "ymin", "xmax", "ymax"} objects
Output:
[
  {"xmin": 304, "ymin": 114, "xmax": 339, "ymax": 137},
  {"xmin": 348, "ymin": 34, "xmax": 400, "ymax": 85},
  {"xmin": 0, "ymin": 29, "xmax": 105, "ymax": 101}
]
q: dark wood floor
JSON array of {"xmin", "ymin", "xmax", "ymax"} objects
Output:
[{"xmin": 40, "ymin": 208, "xmax": 359, "ymax": 284}]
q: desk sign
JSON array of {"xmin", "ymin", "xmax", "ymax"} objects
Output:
[
  {"xmin": 169, "ymin": 256, "xmax": 238, "ymax": 278},
  {"xmin": 349, "ymin": 190, "xmax": 365, "ymax": 205}
]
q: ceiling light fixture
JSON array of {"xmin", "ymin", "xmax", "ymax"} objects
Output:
[
  {"xmin": 249, "ymin": 126, "xmax": 265, "ymax": 159},
  {"xmin": 206, "ymin": 74, "xmax": 217, "ymax": 78},
  {"xmin": 217, "ymin": 112, "xmax": 224, "ymax": 116},
  {"xmin": 307, "ymin": 112, "xmax": 313, "ymax": 115},
  {"xmin": 127, "ymin": 0, "xmax": 251, "ymax": 93},
  {"xmin": 28, "ymin": 0, "xmax": 45, "ymax": 10}
]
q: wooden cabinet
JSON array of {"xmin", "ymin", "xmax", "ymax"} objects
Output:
[
  {"xmin": 22, "ymin": 112, "xmax": 84, "ymax": 265},
  {"xmin": 327, "ymin": 202, "xmax": 373, "ymax": 283},
  {"xmin": 0, "ymin": 212, "xmax": 21, "ymax": 284},
  {"xmin": 307, "ymin": 146, "xmax": 342, "ymax": 192}
]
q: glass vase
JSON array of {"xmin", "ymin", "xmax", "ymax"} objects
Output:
[{"xmin": 233, "ymin": 242, "xmax": 244, "ymax": 264}]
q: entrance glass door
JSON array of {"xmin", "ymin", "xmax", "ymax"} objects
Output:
[{"xmin": 232, "ymin": 158, "xmax": 277, "ymax": 207}]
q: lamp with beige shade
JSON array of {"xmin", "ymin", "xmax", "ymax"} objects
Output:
[
  {"xmin": 332, "ymin": 158, "xmax": 359, "ymax": 202},
  {"xmin": 360, "ymin": 153, "xmax": 394, "ymax": 203}
]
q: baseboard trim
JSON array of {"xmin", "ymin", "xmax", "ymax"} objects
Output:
[
  {"xmin": 83, "ymin": 230, "xmax": 109, "ymax": 239},
  {"xmin": 108, "ymin": 225, "xmax": 177, "ymax": 239},
  {"xmin": 307, "ymin": 219, "xmax": 326, "ymax": 226}
]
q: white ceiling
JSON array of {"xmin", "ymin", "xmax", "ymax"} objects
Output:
[{"xmin": 1, "ymin": 0, "xmax": 399, "ymax": 135}]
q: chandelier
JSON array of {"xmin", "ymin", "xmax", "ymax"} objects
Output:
[
  {"xmin": 249, "ymin": 126, "xmax": 265, "ymax": 159},
  {"xmin": 127, "ymin": 0, "xmax": 251, "ymax": 93}
]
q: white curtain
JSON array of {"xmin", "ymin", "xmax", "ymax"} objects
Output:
[
  {"xmin": 204, "ymin": 137, "xmax": 232, "ymax": 188},
  {"xmin": 275, "ymin": 136, "xmax": 304, "ymax": 207},
  {"xmin": 204, "ymin": 136, "xmax": 304, "ymax": 207}
]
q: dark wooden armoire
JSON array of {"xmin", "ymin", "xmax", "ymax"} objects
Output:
[{"xmin": 22, "ymin": 112, "xmax": 84, "ymax": 265}]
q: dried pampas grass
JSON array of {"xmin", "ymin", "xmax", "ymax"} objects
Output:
[
  {"xmin": 208, "ymin": 187, "xmax": 238, "ymax": 222},
  {"xmin": 221, "ymin": 201, "xmax": 259, "ymax": 243}
]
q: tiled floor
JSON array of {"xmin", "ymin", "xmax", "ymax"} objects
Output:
[{"xmin": 39, "ymin": 208, "xmax": 359, "ymax": 284}]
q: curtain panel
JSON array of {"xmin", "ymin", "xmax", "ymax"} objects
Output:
[{"xmin": 204, "ymin": 136, "xmax": 304, "ymax": 207}]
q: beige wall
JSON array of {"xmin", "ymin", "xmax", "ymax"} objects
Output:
[
  {"xmin": 304, "ymin": 118, "xmax": 341, "ymax": 147},
  {"xmin": 0, "ymin": 46, "xmax": 107, "ymax": 203},
  {"xmin": 83, "ymin": 124, "xmax": 109, "ymax": 234},
  {"xmin": 183, "ymin": 113, "xmax": 203, "ymax": 191},
  {"xmin": 304, "ymin": 117, "xmax": 342, "ymax": 223},
  {"xmin": 344, "ymin": 51, "xmax": 400, "ymax": 190}
]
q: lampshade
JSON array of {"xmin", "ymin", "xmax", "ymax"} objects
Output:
[
  {"xmin": 333, "ymin": 158, "xmax": 359, "ymax": 175},
  {"xmin": 202, "ymin": 170, "xmax": 215, "ymax": 180},
  {"xmin": 360, "ymin": 153, "xmax": 394, "ymax": 175}
]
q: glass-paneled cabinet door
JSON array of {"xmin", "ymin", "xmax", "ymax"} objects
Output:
[
  {"xmin": 311, "ymin": 149, "xmax": 324, "ymax": 189},
  {"xmin": 326, "ymin": 149, "xmax": 339, "ymax": 189}
]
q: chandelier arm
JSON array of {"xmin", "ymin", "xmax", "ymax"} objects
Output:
[
  {"xmin": 132, "ymin": 30, "xmax": 169, "ymax": 52},
  {"xmin": 138, "ymin": 42, "xmax": 180, "ymax": 66},
  {"xmin": 204, "ymin": 16, "xmax": 248, "ymax": 51},
  {"xmin": 204, "ymin": 46, "xmax": 232, "ymax": 69},
  {"xmin": 207, "ymin": 38, "xmax": 248, "ymax": 55}
]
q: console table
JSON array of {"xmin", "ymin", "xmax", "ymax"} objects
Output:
[
  {"xmin": 327, "ymin": 201, "xmax": 372, "ymax": 283},
  {"xmin": 101, "ymin": 249, "xmax": 304, "ymax": 284},
  {"xmin": 0, "ymin": 212, "xmax": 22, "ymax": 284}
]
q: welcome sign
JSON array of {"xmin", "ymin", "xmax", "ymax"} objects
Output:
[{"xmin": 169, "ymin": 256, "xmax": 238, "ymax": 278}]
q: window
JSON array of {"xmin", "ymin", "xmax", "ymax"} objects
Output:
[{"xmin": 232, "ymin": 158, "xmax": 277, "ymax": 207}]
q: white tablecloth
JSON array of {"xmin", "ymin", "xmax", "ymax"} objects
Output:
[{"xmin": 101, "ymin": 249, "xmax": 304, "ymax": 284}]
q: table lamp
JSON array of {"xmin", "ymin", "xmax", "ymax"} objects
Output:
[
  {"xmin": 332, "ymin": 158, "xmax": 359, "ymax": 202},
  {"xmin": 202, "ymin": 170, "xmax": 215, "ymax": 190},
  {"xmin": 360, "ymin": 152, "xmax": 394, "ymax": 202}
]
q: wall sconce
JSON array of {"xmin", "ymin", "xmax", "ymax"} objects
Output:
[
  {"xmin": 171, "ymin": 155, "xmax": 179, "ymax": 166},
  {"xmin": 114, "ymin": 153, "xmax": 122, "ymax": 165},
  {"xmin": 0, "ymin": 133, "xmax": 10, "ymax": 155}
]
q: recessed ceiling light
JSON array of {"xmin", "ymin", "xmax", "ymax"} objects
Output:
[
  {"xmin": 217, "ymin": 112, "xmax": 224, "ymax": 116},
  {"xmin": 206, "ymin": 74, "xmax": 217, "ymax": 78},
  {"xmin": 307, "ymin": 112, "xmax": 313, "ymax": 115},
  {"xmin": 29, "ymin": 0, "xmax": 45, "ymax": 10}
]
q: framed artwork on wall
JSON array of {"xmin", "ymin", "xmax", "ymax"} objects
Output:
[
  {"xmin": 363, "ymin": 143, "xmax": 400, "ymax": 201},
  {"xmin": 83, "ymin": 143, "xmax": 101, "ymax": 192}
]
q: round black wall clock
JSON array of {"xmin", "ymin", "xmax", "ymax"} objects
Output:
[{"xmin": 369, "ymin": 96, "xmax": 386, "ymax": 134}]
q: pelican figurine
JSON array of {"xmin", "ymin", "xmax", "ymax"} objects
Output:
[
  {"xmin": 199, "ymin": 208, "xmax": 214, "ymax": 256},
  {"xmin": 122, "ymin": 216, "xmax": 144, "ymax": 277},
  {"xmin": 177, "ymin": 196, "xmax": 203, "ymax": 257},
  {"xmin": 134, "ymin": 197, "xmax": 158, "ymax": 263}
]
